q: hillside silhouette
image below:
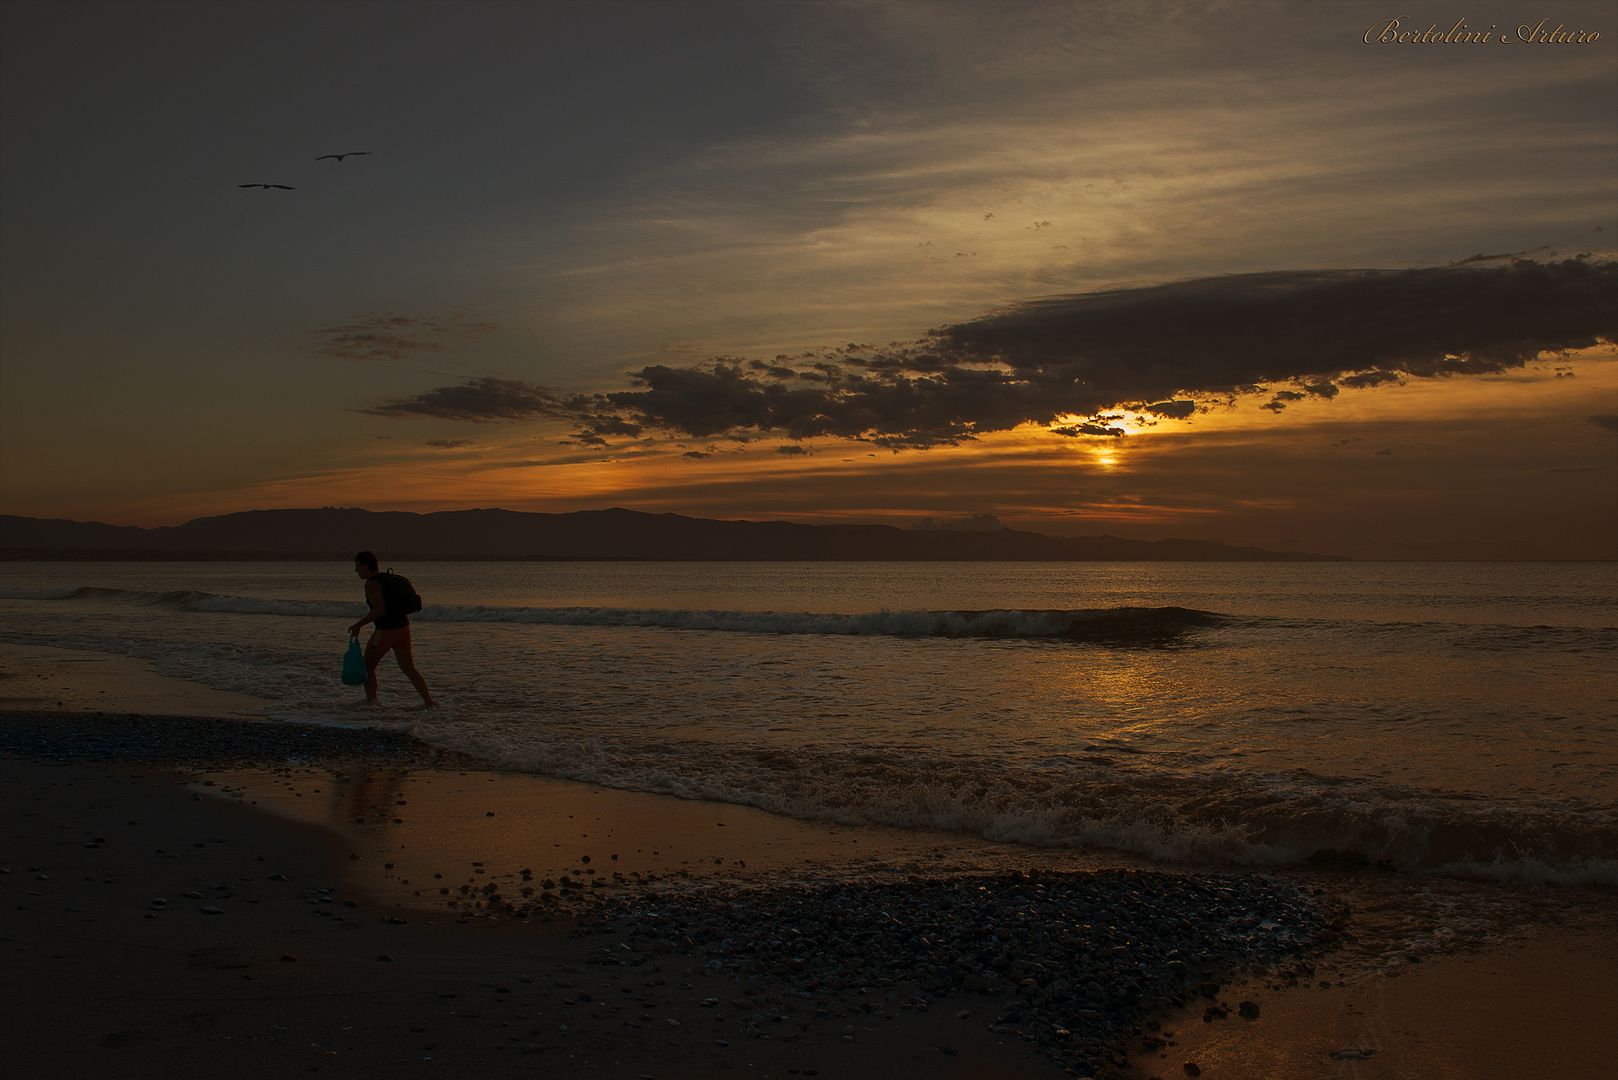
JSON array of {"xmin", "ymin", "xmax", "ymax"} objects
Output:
[{"xmin": 0, "ymin": 507, "xmax": 1345, "ymax": 561}]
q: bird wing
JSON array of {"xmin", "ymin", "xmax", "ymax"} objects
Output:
[
  {"xmin": 238, "ymin": 183, "xmax": 266, "ymax": 188},
  {"xmin": 315, "ymin": 155, "xmax": 338, "ymax": 161},
  {"xmin": 269, "ymin": 184, "xmax": 295, "ymax": 189}
]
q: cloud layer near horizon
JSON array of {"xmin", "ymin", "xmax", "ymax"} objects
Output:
[{"xmin": 367, "ymin": 257, "xmax": 1617, "ymax": 448}]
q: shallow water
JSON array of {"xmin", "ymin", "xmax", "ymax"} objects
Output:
[{"xmin": 2, "ymin": 560, "xmax": 1614, "ymax": 883}]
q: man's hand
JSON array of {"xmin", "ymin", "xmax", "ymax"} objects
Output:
[{"xmin": 348, "ymin": 622, "xmax": 364, "ymax": 638}]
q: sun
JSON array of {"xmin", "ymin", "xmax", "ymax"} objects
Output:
[{"xmin": 1044, "ymin": 412, "xmax": 1148, "ymax": 469}]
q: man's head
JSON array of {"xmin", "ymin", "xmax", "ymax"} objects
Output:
[{"xmin": 354, "ymin": 550, "xmax": 379, "ymax": 577}]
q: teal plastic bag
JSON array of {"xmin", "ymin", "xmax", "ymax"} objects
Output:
[{"xmin": 341, "ymin": 635, "xmax": 367, "ymax": 685}]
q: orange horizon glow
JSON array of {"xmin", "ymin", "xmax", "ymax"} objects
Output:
[{"xmin": 11, "ymin": 348, "xmax": 1611, "ymax": 558}]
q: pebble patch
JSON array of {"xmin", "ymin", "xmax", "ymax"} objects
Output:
[{"xmin": 588, "ymin": 869, "xmax": 1332, "ymax": 1077}]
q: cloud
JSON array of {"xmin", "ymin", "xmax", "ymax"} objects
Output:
[
  {"xmin": 1261, "ymin": 391, "xmax": 1307, "ymax": 413},
  {"xmin": 363, "ymin": 377, "xmax": 574, "ymax": 422},
  {"xmin": 598, "ymin": 258, "xmax": 1615, "ymax": 447},
  {"xmin": 424, "ymin": 439, "xmax": 474, "ymax": 449},
  {"xmin": 1340, "ymin": 371, "xmax": 1404, "ymax": 389},
  {"xmin": 1589, "ymin": 414, "xmax": 1618, "ymax": 434},
  {"xmin": 1052, "ymin": 422, "xmax": 1125, "ymax": 437},
  {"xmin": 937, "ymin": 257, "xmax": 1613, "ymax": 383},
  {"xmin": 369, "ymin": 259, "xmax": 1616, "ymax": 449},
  {"xmin": 313, "ymin": 310, "xmax": 497, "ymax": 362},
  {"xmin": 1143, "ymin": 400, "xmax": 1197, "ymax": 419}
]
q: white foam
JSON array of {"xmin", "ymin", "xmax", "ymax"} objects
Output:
[
  {"xmin": 406, "ymin": 727, "xmax": 1618, "ymax": 885},
  {"xmin": 5, "ymin": 580, "xmax": 1612, "ymax": 886},
  {"xmin": 0, "ymin": 586, "xmax": 82, "ymax": 600},
  {"xmin": 423, "ymin": 604, "xmax": 1123, "ymax": 637},
  {"xmin": 4, "ymin": 584, "xmax": 1225, "ymax": 638}
]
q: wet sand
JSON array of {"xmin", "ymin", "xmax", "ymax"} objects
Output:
[
  {"xmin": 0, "ymin": 641, "xmax": 270, "ymax": 716},
  {"xmin": 1117, "ymin": 926, "xmax": 1618, "ymax": 1079},
  {"xmin": 2, "ymin": 758, "xmax": 1057, "ymax": 1080},
  {"xmin": 3, "ymin": 642, "xmax": 1616, "ymax": 1079}
]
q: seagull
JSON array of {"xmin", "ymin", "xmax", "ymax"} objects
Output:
[
  {"xmin": 315, "ymin": 151, "xmax": 370, "ymax": 163},
  {"xmin": 239, "ymin": 183, "xmax": 295, "ymax": 189}
]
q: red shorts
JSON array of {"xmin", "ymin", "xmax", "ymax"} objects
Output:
[{"xmin": 367, "ymin": 625, "xmax": 411, "ymax": 658}]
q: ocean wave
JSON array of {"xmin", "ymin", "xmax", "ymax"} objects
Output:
[
  {"xmin": 0, "ymin": 585, "xmax": 356, "ymax": 618},
  {"xmin": 0, "ymin": 586, "xmax": 84, "ymax": 600},
  {"xmin": 428, "ymin": 602, "xmax": 1225, "ymax": 640},
  {"xmin": 3, "ymin": 617, "xmax": 1610, "ymax": 885},
  {"xmin": 398, "ymin": 731, "xmax": 1618, "ymax": 887},
  {"xmin": 0, "ymin": 585, "xmax": 1225, "ymax": 640},
  {"xmin": 10, "ymin": 583, "xmax": 1611, "ymax": 650}
]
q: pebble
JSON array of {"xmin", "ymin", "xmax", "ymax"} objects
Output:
[
  {"xmin": 590, "ymin": 868, "xmax": 1327, "ymax": 1078},
  {"xmin": 199, "ymin": 906, "xmax": 224, "ymax": 915}
]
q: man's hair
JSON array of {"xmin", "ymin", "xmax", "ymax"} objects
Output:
[{"xmin": 354, "ymin": 551, "xmax": 379, "ymax": 571}]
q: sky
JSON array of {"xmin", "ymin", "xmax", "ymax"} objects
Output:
[{"xmin": 1, "ymin": 0, "xmax": 1614, "ymax": 558}]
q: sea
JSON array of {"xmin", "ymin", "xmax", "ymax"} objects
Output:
[{"xmin": 2, "ymin": 560, "xmax": 1614, "ymax": 886}]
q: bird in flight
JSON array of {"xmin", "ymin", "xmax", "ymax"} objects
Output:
[
  {"xmin": 315, "ymin": 151, "xmax": 370, "ymax": 163},
  {"xmin": 238, "ymin": 183, "xmax": 295, "ymax": 189}
]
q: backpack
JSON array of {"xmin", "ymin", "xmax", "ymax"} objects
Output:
[{"xmin": 377, "ymin": 569, "xmax": 423, "ymax": 615}]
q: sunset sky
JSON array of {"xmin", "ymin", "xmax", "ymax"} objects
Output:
[{"xmin": 2, "ymin": 0, "xmax": 1614, "ymax": 558}]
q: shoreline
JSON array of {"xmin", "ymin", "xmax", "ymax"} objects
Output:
[
  {"xmin": 3, "ymin": 644, "xmax": 1616, "ymax": 1077},
  {"xmin": 5, "ymin": 715, "xmax": 1616, "ymax": 1078}
]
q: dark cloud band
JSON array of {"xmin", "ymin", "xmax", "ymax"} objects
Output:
[
  {"xmin": 368, "ymin": 258, "xmax": 1616, "ymax": 446},
  {"xmin": 364, "ymin": 377, "xmax": 572, "ymax": 422}
]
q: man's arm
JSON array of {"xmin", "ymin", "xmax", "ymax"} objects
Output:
[{"xmin": 348, "ymin": 578, "xmax": 386, "ymax": 637}]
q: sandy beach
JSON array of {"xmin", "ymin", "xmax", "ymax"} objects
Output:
[
  {"xmin": 7, "ymin": 3, "xmax": 1616, "ymax": 1075},
  {"xmin": 3, "ymin": 643, "xmax": 1615, "ymax": 1080}
]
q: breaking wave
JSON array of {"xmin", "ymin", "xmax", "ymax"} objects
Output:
[
  {"xmin": 402, "ymin": 730, "xmax": 1618, "ymax": 887},
  {"xmin": 0, "ymin": 585, "xmax": 1224, "ymax": 640},
  {"xmin": 5, "ymin": 567, "xmax": 1614, "ymax": 887}
]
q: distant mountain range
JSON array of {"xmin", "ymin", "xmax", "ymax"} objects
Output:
[{"xmin": 0, "ymin": 507, "xmax": 1345, "ymax": 561}]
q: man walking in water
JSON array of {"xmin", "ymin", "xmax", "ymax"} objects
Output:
[{"xmin": 347, "ymin": 551, "xmax": 434, "ymax": 708}]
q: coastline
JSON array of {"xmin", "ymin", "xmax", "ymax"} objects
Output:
[
  {"xmin": 1, "ymin": 757, "xmax": 1053, "ymax": 1080},
  {"xmin": 3, "ymin": 645, "xmax": 1615, "ymax": 1078}
]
